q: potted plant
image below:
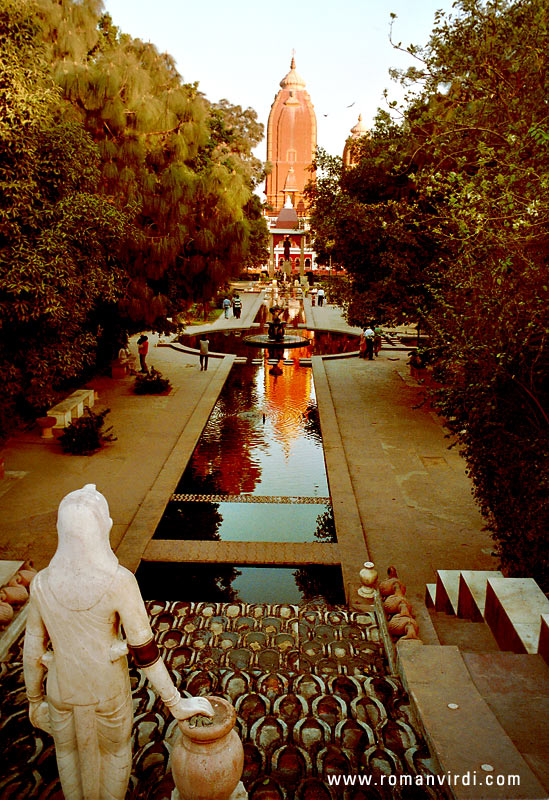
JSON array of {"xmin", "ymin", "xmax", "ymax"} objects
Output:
[
  {"xmin": 59, "ymin": 408, "xmax": 116, "ymax": 455},
  {"xmin": 133, "ymin": 367, "xmax": 171, "ymax": 395}
]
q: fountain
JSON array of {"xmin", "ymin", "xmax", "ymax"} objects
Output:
[{"xmin": 243, "ymin": 304, "xmax": 309, "ymax": 349}]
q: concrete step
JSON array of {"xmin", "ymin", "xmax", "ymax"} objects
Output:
[
  {"xmin": 0, "ymin": 560, "xmax": 24, "ymax": 587},
  {"xmin": 485, "ymin": 577, "xmax": 549, "ymax": 654},
  {"xmin": 425, "ymin": 582, "xmax": 436, "ymax": 610},
  {"xmin": 539, "ymin": 614, "xmax": 549, "ymax": 665},
  {"xmin": 463, "ymin": 651, "xmax": 549, "ymax": 794},
  {"xmin": 435, "ymin": 569, "xmax": 462, "ymax": 614},
  {"xmin": 458, "ymin": 570, "xmax": 503, "ymax": 622},
  {"xmin": 429, "ymin": 612, "xmax": 501, "ymax": 653},
  {"xmin": 397, "ymin": 642, "xmax": 548, "ymax": 799}
]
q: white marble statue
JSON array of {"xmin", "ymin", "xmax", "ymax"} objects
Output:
[{"xmin": 23, "ymin": 484, "xmax": 213, "ymax": 800}]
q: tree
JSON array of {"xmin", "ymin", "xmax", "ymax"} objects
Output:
[
  {"xmin": 307, "ymin": 0, "xmax": 549, "ymax": 588},
  {"xmin": 0, "ymin": 0, "xmax": 129, "ymax": 428}
]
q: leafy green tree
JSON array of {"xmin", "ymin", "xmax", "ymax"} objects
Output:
[
  {"xmin": 307, "ymin": 0, "xmax": 549, "ymax": 588},
  {"xmin": 37, "ymin": 4, "xmax": 268, "ymax": 324},
  {"xmin": 0, "ymin": 0, "xmax": 129, "ymax": 427}
]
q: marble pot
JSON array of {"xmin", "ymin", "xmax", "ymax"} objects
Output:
[
  {"xmin": 358, "ymin": 562, "xmax": 378, "ymax": 600},
  {"xmin": 171, "ymin": 696, "xmax": 244, "ymax": 800}
]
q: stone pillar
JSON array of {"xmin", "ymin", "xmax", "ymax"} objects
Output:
[
  {"xmin": 269, "ymin": 236, "xmax": 275, "ymax": 278},
  {"xmin": 300, "ymin": 235, "xmax": 305, "ymax": 278}
]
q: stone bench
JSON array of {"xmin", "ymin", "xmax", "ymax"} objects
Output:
[{"xmin": 48, "ymin": 388, "xmax": 95, "ymax": 429}]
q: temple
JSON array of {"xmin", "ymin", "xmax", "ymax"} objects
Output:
[
  {"xmin": 264, "ymin": 57, "xmax": 317, "ymax": 277},
  {"xmin": 343, "ymin": 113, "xmax": 369, "ymax": 167},
  {"xmin": 264, "ymin": 57, "xmax": 317, "ymax": 218}
]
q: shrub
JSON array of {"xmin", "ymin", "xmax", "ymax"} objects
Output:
[
  {"xmin": 133, "ymin": 367, "xmax": 171, "ymax": 395},
  {"xmin": 59, "ymin": 408, "xmax": 116, "ymax": 455}
]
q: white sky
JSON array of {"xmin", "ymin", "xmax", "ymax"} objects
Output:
[{"xmin": 102, "ymin": 0, "xmax": 456, "ymax": 159}]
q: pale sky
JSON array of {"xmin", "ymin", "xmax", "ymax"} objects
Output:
[{"xmin": 102, "ymin": 0, "xmax": 457, "ymax": 160}]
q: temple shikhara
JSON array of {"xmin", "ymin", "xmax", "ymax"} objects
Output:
[
  {"xmin": 265, "ymin": 56, "xmax": 317, "ymax": 217},
  {"xmin": 263, "ymin": 57, "xmax": 371, "ymax": 277},
  {"xmin": 264, "ymin": 57, "xmax": 317, "ymax": 277}
]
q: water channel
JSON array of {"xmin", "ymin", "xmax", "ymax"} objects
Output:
[{"xmin": 137, "ymin": 291, "xmax": 360, "ymax": 605}]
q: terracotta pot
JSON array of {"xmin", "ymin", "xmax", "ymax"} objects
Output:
[
  {"xmin": 37, "ymin": 416, "xmax": 57, "ymax": 439},
  {"xmin": 0, "ymin": 601, "xmax": 14, "ymax": 627},
  {"xmin": 171, "ymin": 696, "xmax": 244, "ymax": 800},
  {"xmin": 0, "ymin": 585, "xmax": 28, "ymax": 605},
  {"xmin": 383, "ymin": 594, "xmax": 412, "ymax": 616},
  {"xmin": 378, "ymin": 577, "xmax": 406, "ymax": 598},
  {"xmin": 9, "ymin": 569, "xmax": 37, "ymax": 588},
  {"xmin": 388, "ymin": 613, "xmax": 417, "ymax": 638}
]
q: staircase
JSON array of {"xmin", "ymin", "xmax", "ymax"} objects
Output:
[{"xmin": 422, "ymin": 569, "xmax": 549, "ymax": 794}]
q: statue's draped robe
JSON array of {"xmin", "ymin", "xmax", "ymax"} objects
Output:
[{"xmin": 28, "ymin": 567, "xmax": 141, "ymax": 800}]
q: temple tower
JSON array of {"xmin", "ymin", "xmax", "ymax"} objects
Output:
[
  {"xmin": 343, "ymin": 114, "xmax": 369, "ymax": 167},
  {"xmin": 265, "ymin": 57, "xmax": 317, "ymax": 217}
]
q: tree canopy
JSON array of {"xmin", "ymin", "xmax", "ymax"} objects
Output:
[
  {"xmin": 307, "ymin": 0, "xmax": 549, "ymax": 589},
  {"xmin": 0, "ymin": 0, "xmax": 268, "ymax": 430}
]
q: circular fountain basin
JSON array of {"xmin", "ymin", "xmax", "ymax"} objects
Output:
[{"xmin": 243, "ymin": 333, "xmax": 310, "ymax": 348}]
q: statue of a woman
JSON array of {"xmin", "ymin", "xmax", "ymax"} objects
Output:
[{"xmin": 23, "ymin": 484, "xmax": 213, "ymax": 800}]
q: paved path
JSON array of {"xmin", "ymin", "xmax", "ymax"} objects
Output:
[{"xmin": 0, "ymin": 291, "xmax": 496, "ymax": 638}]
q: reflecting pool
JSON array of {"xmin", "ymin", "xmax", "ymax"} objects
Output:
[
  {"xmin": 142, "ymin": 345, "xmax": 344, "ymax": 603},
  {"xmin": 136, "ymin": 563, "xmax": 346, "ymax": 605}
]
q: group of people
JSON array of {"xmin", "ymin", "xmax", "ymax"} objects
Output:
[
  {"xmin": 222, "ymin": 294, "xmax": 242, "ymax": 319},
  {"xmin": 359, "ymin": 324, "xmax": 382, "ymax": 360}
]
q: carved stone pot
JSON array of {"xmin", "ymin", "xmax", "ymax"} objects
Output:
[{"xmin": 171, "ymin": 696, "xmax": 244, "ymax": 800}]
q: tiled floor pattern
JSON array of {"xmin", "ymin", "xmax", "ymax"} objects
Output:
[
  {"xmin": 170, "ymin": 495, "xmax": 331, "ymax": 505},
  {"xmin": 144, "ymin": 541, "xmax": 341, "ymax": 565},
  {"xmin": 0, "ymin": 601, "xmax": 438, "ymax": 799}
]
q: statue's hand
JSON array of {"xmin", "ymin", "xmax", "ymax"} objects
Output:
[
  {"xmin": 171, "ymin": 696, "xmax": 214, "ymax": 721},
  {"xmin": 29, "ymin": 700, "xmax": 52, "ymax": 734}
]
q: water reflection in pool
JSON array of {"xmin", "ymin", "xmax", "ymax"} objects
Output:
[
  {"xmin": 175, "ymin": 363, "xmax": 328, "ymax": 498},
  {"xmin": 136, "ymin": 563, "xmax": 345, "ymax": 605},
  {"xmin": 145, "ymin": 360, "xmax": 343, "ymax": 603}
]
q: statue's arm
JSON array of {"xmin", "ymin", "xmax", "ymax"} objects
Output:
[
  {"xmin": 23, "ymin": 597, "xmax": 52, "ymax": 733},
  {"xmin": 116, "ymin": 569, "xmax": 213, "ymax": 721}
]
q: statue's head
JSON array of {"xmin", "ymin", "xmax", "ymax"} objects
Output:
[
  {"xmin": 52, "ymin": 485, "xmax": 117, "ymax": 608},
  {"xmin": 57, "ymin": 484, "xmax": 112, "ymax": 548}
]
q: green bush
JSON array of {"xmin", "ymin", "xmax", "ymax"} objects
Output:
[
  {"xmin": 133, "ymin": 367, "xmax": 171, "ymax": 395},
  {"xmin": 59, "ymin": 408, "xmax": 116, "ymax": 455}
]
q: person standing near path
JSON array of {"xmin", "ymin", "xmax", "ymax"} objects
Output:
[
  {"xmin": 223, "ymin": 297, "xmax": 231, "ymax": 318},
  {"xmin": 317, "ymin": 286, "xmax": 325, "ymax": 307},
  {"xmin": 359, "ymin": 328, "xmax": 367, "ymax": 359},
  {"xmin": 137, "ymin": 335, "xmax": 148, "ymax": 372},
  {"xmin": 374, "ymin": 324, "xmax": 382, "ymax": 357},
  {"xmin": 232, "ymin": 295, "xmax": 242, "ymax": 319},
  {"xmin": 199, "ymin": 335, "xmax": 209, "ymax": 371}
]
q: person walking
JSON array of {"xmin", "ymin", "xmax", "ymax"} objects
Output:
[
  {"xmin": 374, "ymin": 324, "xmax": 382, "ymax": 357},
  {"xmin": 199, "ymin": 335, "xmax": 209, "ymax": 371},
  {"xmin": 137, "ymin": 335, "xmax": 149, "ymax": 372},
  {"xmin": 232, "ymin": 295, "xmax": 242, "ymax": 319},
  {"xmin": 364, "ymin": 326, "xmax": 375, "ymax": 360},
  {"xmin": 359, "ymin": 328, "xmax": 367, "ymax": 359},
  {"xmin": 317, "ymin": 286, "xmax": 325, "ymax": 307},
  {"xmin": 223, "ymin": 297, "xmax": 231, "ymax": 319}
]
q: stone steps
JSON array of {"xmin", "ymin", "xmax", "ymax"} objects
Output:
[
  {"xmin": 398, "ymin": 641, "xmax": 548, "ymax": 799},
  {"xmin": 485, "ymin": 577, "xmax": 549, "ymax": 655},
  {"xmin": 426, "ymin": 569, "xmax": 549, "ymax": 661}
]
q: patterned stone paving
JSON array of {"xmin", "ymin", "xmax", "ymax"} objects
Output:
[
  {"xmin": 170, "ymin": 495, "xmax": 331, "ymax": 505},
  {"xmin": 0, "ymin": 601, "xmax": 439, "ymax": 799}
]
